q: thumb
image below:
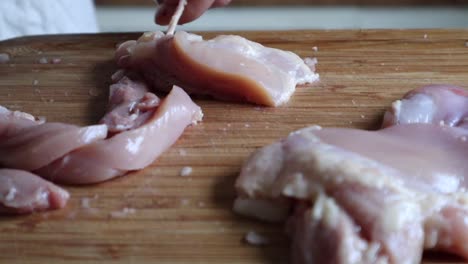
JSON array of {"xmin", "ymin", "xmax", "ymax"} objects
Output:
[{"xmin": 155, "ymin": 0, "xmax": 221, "ymax": 25}]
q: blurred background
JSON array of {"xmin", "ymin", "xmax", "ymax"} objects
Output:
[
  {"xmin": 0, "ymin": 0, "xmax": 467, "ymax": 41},
  {"xmin": 96, "ymin": 0, "xmax": 468, "ymax": 32}
]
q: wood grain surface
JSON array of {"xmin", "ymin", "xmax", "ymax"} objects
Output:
[{"xmin": 0, "ymin": 30, "xmax": 468, "ymax": 263}]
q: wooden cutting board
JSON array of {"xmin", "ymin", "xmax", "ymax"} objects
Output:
[{"xmin": 0, "ymin": 30, "xmax": 467, "ymax": 264}]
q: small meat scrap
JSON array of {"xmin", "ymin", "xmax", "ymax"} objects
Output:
[
  {"xmin": 244, "ymin": 230, "xmax": 270, "ymax": 246},
  {"xmin": 0, "ymin": 53, "xmax": 10, "ymax": 64},
  {"xmin": 37, "ymin": 57, "xmax": 61, "ymax": 64},
  {"xmin": 180, "ymin": 166, "xmax": 192, "ymax": 177},
  {"xmin": 51, "ymin": 58, "xmax": 62, "ymax": 64}
]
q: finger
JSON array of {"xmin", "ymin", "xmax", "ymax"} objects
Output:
[
  {"xmin": 211, "ymin": 0, "xmax": 231, "ymax": 8},
  {"xmin": 158, "ymin": 0, "xmax": 230, "ymax": 7},
  {"xmin": 156, "ymin": 0, "xmax": 216, "ymax": 25}
]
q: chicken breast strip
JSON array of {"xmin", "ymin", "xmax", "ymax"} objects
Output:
[{"xmin": 0, "ymin": 169, "xmax": 69, "ymax": 214}]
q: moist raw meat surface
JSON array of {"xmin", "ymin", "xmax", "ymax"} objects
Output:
[
  {"xmin": 0, "ymin": 81, "xmax": 201, "ymax": 214},
  {"xmin": 0, "ymin": 6, "xmax": 206, "ymax": 214},
  {"xmin": 37, "ymin": 84, "xmax": 203, "ymax": 184},
  {"xmin": 115, "ymin": 30, "xmax": 318, "ymax": 106},
  {"xmin": 234, "ymin": 85, "xmax": 468, "ymax": 264},
  {"xmin": 0, "ymin": 169, "xmax": 69, "ymax": 214}
]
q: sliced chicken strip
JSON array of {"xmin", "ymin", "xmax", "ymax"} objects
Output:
[
  {"xmin": 383, "ymin": 84, "xmax": 468, "ymax": 128},
  {"xmin": 100, "ymin": 75, "xmax": 160, "ymax": 133},
  {"xmin": 0, "ymin": 169, "xmax": 69, "ymax": 214},
  {"xmin": 37, "ymin": 85, "xmax": 203, "ymax": 184}
]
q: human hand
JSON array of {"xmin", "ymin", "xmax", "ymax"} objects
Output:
[{"xmin": 155, "ymin": 0, "xmax": 232, "ymax": 25}]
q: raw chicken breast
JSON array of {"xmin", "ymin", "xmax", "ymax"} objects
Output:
[
  {"xmin": 234, "ymin": 85, "xmax": 468, "ymax": 264},
  {"xmin": 383, "ymin": 84, "xmax": 468, "ymax": 128},
  {"xmin": 115, "ymin": 30, "xmax": 318, "ymax": 106},
  {"xmin": 0, "ymin": 169, "xmax": 69, "ymax": 214},
  {"xmin": 37, "ymin": 85, "xmax": 203, "ymax": 184}
]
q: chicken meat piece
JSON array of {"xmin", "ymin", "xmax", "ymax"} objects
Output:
[
  {"xmin": 383, "ymin": 84, "xmax": 468, "ymax": 129},
  {"xmin": 0, "ymin": 5, "xmax": 206, "ymax": 214},
  {"xmin": 234, "ymin": 85, "xmax": 468, "ymax": 264},
  {"xmin": 0, "ymin": 105, "xmax": 44, "ymax": 138},
  {"xmin": 115, "ymin": 30, "xmax": 318, "ymax": 107},
  {"xmin": 0, "ymin": 106, "xmax": 108, "ymax": 171},
  {"xmin": 0, "ymin": 169, "xmax": 69, "ymax": 214},
  {"xmin": 0, "ymin": 74, "xmax": 201, "ymax": 186},
  {"xmin": 287, "ymin": 198, "xmax": 390, "ymax": 264},
  {"xmin": 100, "ymin": 72, "xmax": 161, "ymax": 133},
  {"xmin": 37, "ymin": 84, "xmax": 203, "ymax": 184}
]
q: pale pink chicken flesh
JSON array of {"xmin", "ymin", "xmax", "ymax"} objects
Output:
[
  {"xmin": 37, "ymin": 84, "xmax": 203, "ymax": 184},
  {"xmin": 115, "ymin": 30, "xmax": 319, "ymax": 106},
  {"xmin": 0, "ymin": 7, "xmax": 207, "ymax": 214},
  {"xmin": 0, "ymin": 169, "xmax": 69, "ymax": 214},
  {"xmin": 383, "ymin": 84, "xmax": 468, "ymax": 129},
  {"xmin": 100, "ymin": 73, "xmax": 161, "ymax": 133},
  {"xmin": 0, "ymin": 122, "xmax": 108, "ymax": 171},
  {"xmin": 0, "ymin": 82, "xmax": 201, "ymax": 213},
  {"xmin": 234, "ymin": 85, "xmax": 468, "ymax": 264},
  {"xmin": 0, "ymin": 105, "xmax": 43, "ymax": 138},
  {"xmin": 0, "ymin": 72, "xmax": 201, "ymax": 187}
]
